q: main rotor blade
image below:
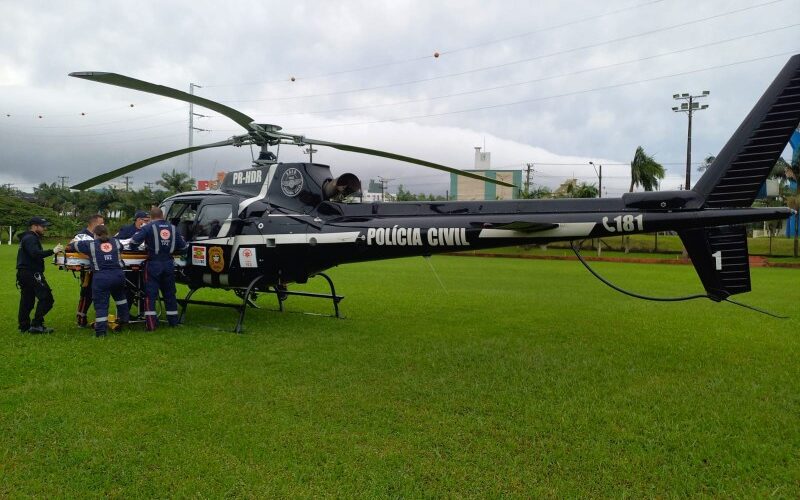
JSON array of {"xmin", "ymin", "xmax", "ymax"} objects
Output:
[
  {"xmin": 300, "ymin": 137, "xmax": 517, "ymax": 188},
  {"xmin": 70, "ymin": 138, "xmax": 237, "ymax": 190},
  {"xmin": 69, "ymin": 72, "xmax": 255, "ymax": 132}
]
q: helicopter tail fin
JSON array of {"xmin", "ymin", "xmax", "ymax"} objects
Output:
[
  {"xmin": 692, "ymin": 54, "xmax": 800, "ymax": 208},
  {"xmin": 678, "ymin": 225, "xmax": 750, "ymax": 301}
]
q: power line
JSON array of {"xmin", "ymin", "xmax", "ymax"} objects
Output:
[
  {"xmin": 3, "ymin": 106, "xmax": 185, "ymax": 129},
  {"xmin": 287, "ymin": 50, "xmax": 799, "ymax": 131},
  {"xmin": 4, "ymin": 19, "xmax": 795, "ymax": 130},
  {"xmin": 7, "ymin": 23, "xmax": 791, "ymax": 135},
  {"xmin": 0, "ymin": 119, "xmax": 186, "ymax": 138},
  {"xmin": 211, "ymin": 0, "xmax": 788, "ymax": 103},
  {"xmin": 257, "ymin": 24, "xmax": 799, "ymax": 119},
  {"xmin": 201, "ymin": 0, "xmax": 666, "ymax": 87}
]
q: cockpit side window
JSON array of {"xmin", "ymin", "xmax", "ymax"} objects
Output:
[{"xmin": 193, "ymin": 204, "xmax": 233, "ymax": 240}]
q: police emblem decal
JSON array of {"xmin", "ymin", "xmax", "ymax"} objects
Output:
[
  {"xmin": 208, "ymin": 246, "xmax": 225, "ymax": 273},
  {"xmin": 159, "ymin": 228, "xmax": 171, "ymax": 240},
  {"xmin": 100, "ymin": 242, "xmax": 113, "ymax": 252},
  {"xmin": 280, "ymin": 167, "xmax": 304, "ymax": 197}
]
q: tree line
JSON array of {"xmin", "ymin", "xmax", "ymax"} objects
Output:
[{"xmin": 0, "ymin": 169, "xmax": 195, "ymax": 237}]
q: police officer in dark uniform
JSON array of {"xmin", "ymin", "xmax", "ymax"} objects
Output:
[
  {"xmin": 17, "ymin": 217, "xmax": 64, "ymax": 333},
  {"xmin": 115, "ymin": 210, "xmax": 150, "ymax": 240},
  {"xmin": 74, "ymin": 225, "xmax": 130, "ymax": 337},
  {"xmin": 129, "ymin": 207, "xmax": 187, "ymax": 330},
  {"xmin": 67, "ymin": 214, "xmax": 104, "ymax": 327}
]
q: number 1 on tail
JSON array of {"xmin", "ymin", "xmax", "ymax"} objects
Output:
[{"xmin": 712, "ymin": 250, "xmax": 722, "ymax": 270}]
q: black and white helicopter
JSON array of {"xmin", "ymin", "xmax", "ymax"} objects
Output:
[{"xmin": 68, "ymin": 54, "xmax": 800, "ymax": 330}]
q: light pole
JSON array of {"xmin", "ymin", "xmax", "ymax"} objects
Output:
[
  {"xmin": 588, "ymin": 161, "xmax": 602, "ymax": 198},
  {"xmin": 672, "ymin": 91, "xmax": 710, "ymax": 190},
  {"xmin": 589, "ymin": 161, "xmax": 604, "ymax": 255}
]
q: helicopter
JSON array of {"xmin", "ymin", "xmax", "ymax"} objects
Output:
[{"xmin": 65, "ymin": 53, "xmax": 800, "ymax": 331}]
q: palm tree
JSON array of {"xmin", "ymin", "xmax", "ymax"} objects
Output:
[
  {"xmin": 97, "ymin": 187, "xmax": 123, "ymax": 220},
  {"xmin": 629, "ymin": 146, "xmax": 665, "ymax": 192},
  {"xmin": 554, "ymin": 179, "xmax": 598, "ymax": 198},
  {"xmin": 34, "ymin": 182, "xmax": 72, "ymax": 215},
  {"xmin": 157, "ymin": 169, "xmax": 195, "ymax": 195},
  {"xmin": 769, "ymin": 157, "xmax": 792, "ymax": 182},
  {"xmin": 781, "ymin": 157, "xmax": 800, "ymax": 257},
  {"xmin": 697, "ymin": 154, "xmax": 716, "ymax": 173},
  {"xmin": 529, "ymin": 186, "xmax": 553, "ymax": 199}
]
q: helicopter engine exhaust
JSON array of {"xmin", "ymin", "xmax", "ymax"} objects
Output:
[{"xmin": 323, "ymin": 173, "xmax": 362, "ymax": 200}]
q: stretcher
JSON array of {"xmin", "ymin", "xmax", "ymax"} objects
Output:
[
  {"xmin": 54, "ymin": 252, "xmax": 187, "ymax": 270},
  {"xmin": 54, "ymin": 252, "xmax": 186, "ymax": 323}
]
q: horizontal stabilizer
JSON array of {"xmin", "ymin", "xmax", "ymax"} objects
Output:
[{"xmin": 679, "ymin": 225, "xmax": 751, "ymax": 301}]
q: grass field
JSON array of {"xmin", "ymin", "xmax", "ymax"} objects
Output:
[{"xmin": 1, "ymin": 244, "xmax": 799, "ymax": 497}]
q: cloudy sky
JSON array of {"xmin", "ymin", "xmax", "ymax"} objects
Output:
[{"xmin": 1, "ymin": 0, "xmax": 798, "ymax": 196}]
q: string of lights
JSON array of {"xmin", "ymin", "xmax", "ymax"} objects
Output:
[
  {"xmin": 2, "ymin": 1, "xmax": 788, "ymax": 123},
  {"xmin": 259, "ymin": 24, "xmax": 799, "ymax": 119},
  {"xmin": 210, "ymin": 0, "xmax": 787, "ymax": 103},
  {"xmin": 201, "ymin": 0, "xmax": 667, "ymax": 87},
  {"xmin": 269, "ymin": 50, "xmax": 800, "ymax": 131}
]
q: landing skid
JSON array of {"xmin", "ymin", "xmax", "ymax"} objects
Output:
[{"xmin": 177, "ymin": 273, "xmax": 344, "ymax": 333}]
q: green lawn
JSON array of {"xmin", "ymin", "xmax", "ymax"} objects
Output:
[{"xmin": 1, "ymin": 245, "xmax": 799, "ymax": 496}]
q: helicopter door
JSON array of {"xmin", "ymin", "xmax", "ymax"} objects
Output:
[
  {"xmin": 193, "ymin": 197, "xmax": 238, "ymax": 240},
  {"xmin": 166, "ymin": 201, "xmax": 199, "ymax": 241}
]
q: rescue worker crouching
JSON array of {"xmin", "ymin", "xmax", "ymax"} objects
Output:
[
  {"xmin": 17, "ymin": 217, "xmax": 64, "ymax": 334},
  {"xmin": 67, "ymin": 214, "xmax": 104, "ymax": 328},
  {"xmin": 129, "ymin": 207, "xmax": 187, "ymax": 330},
  {"xmin": 74, "ymin": 225, "xmax": 130, "ymax": 337}
]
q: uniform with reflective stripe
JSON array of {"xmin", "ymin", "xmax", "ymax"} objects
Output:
[
  {"xmin": 131, "ymin": 220, "xmax": 187, "ymax": 329},
  {"xmin": 76, "ymin": 238, "xmax": 130, "ymax": 335}
]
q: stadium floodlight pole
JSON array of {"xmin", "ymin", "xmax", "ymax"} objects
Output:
[
  {"xmin": 672, "ymin": 90, "xmax": 710, "ymax": 190},
  {"xmin": 589, "ymin": 161, "xmax": 602, "ymax": 198}
]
